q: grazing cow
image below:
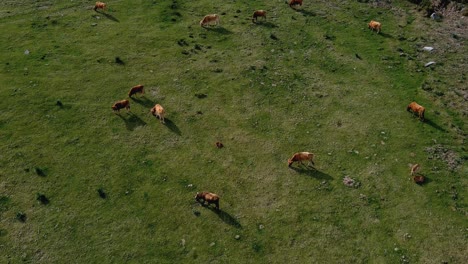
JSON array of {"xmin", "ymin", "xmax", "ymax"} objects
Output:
[
  {"xmin": 252, "ymin": 10, "xmax": 267, "ymax": 23},
  {"xmin": 215, "ymin": 141, "xmax": 224, "ymax": 148},
  {"xmin": 111, "ymin": 99, "xmax": 130, "ymax": 112},
  {"xmin": 410, "ymin": 164, "xmax": 421, "ymax": 176},
  {"xmin": 200, "ymin": 14, "xmax": 220, "ymax": 27},
  {"xmin": 288, "ymin": 152, "xmax": 315, "ymax": 167},
  {"xmin": 368, "ymin": 20, "xmax": 382, "ymax": 33},
  {"xmin": 413, "ymin": 175, "xmax": 425, "ymax": 185},
  {"xmin": 128, "ymin": 84, "xmax": 144, "ymax": 98},
  {"xmin": 150, "ymin": 104, "xmax": 166, "ymax": 124},
  {"xmin": 407, "ymin": 102, "xmax": 425, "ymax": 121},
  {"xmin": 289, "ymin": 0, "xmax": 303, "ymax": 8},
  {"xmin": 94, "ymin": 2, "xmax": 106, "ymax": 11},
  {"xmin": 195, "ymin": 192, "xmax": 220, "ymax": 210}
]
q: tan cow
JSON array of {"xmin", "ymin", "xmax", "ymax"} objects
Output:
[
  {"xmin": 150, "ymin": 104, "xmax": 166, "ymax": 124},
  {"xmin": 288, "ymin": 152, "xmax": 315, "ymax": 167},
  {"xmin": 289, "ymin": 0, "xmax": 303, "ymax": 8},
  {"xmin": 410, "ymin": 164, "xmax": 421, "ymax": 176},
  {"xmin": 252, "ymin": 10, "xmax": 267, "ymax": 23},
  {"xmin": 200, "ymin": 14, "xmax": 220, "ymax": 27},
  {"xmin": 195, "ymin": 192, "xmax": 220, "ymax": 210},
  {"xmin": 112, "ymin": 99, "xmax": 130, "ymax": 112},
  {"xmin": 368, "ymin": 20, "xmax": 382, "ymax": 33},
  {"xmin": 407, "ymin": 102, "xmax": 425, "ymax": 121},
  {"xmin": 94, "ymin": 2, "xmax": 106, "ymax": 11},
  {"xmin": 128, "ymin": 84, "xmax": 144, "ymax": 98}
]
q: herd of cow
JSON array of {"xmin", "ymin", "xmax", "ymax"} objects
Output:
[
  {"xmin": 101, "ymin": 1, "xmax": 428, "ymax": 211},
  {"xmin": 111, "ymin": 85, "xmax": 166, "ymax": 123}
]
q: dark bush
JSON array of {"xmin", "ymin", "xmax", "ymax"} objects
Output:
[
  {"xmin": 16, "ymin": 212, "xmax": 27, "ymax": 222},
  {"xmin": 36, "ymin": 193, "xmax": 49, "ymax": 205}
]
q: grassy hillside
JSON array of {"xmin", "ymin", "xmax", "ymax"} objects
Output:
[{"xmin": 0, "ymin": 0, "xmax": 466, "ymax": 263}]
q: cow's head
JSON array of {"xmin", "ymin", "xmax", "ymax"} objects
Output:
[{"xmin": 287, "ymin": 159, "xmax": 293, "ymax": 167}]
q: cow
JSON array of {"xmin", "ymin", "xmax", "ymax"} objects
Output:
[
  {"xmin": 112, "ymin": 99, "xmax": 130, "ymax": 112},
  {"xmin": 128, "ymin": 84, "xmax": 144, "ymax": 98},
  {"xmin": 195, "ymin": 192, "xmax": 220, "ymax": 210},
  {"xmin": 289, "ymin": 0, "xmax": 303, "ymax": 8},
  {"xmin": 413, "ymin": 175, "xmax": 425, "ymax": 185},
  {"xmin": 368, "ymin": 20, "xmax": 382, "ymax": 33},
  {"xmin": 200, "ymin": 14, "xmax": 220, "ymax": 27},
  {"xmin": 252, "ymin": 10, "xmax": 267, "ymax": 23},
  {"xmin": 288, "ymin": 152, "xmax": 315, "ymax": 167},
  {"xmin": 94, "ymin": 2, "xmax": 106, "ymax": 11},
  {"xmin": 407, "ymin": 102, "xmax": 425, "ymax": 121},
  {"xmin": 150, "ymin": 104, "xmax": 166, "ymax": 124},
  {"xmin": 410, "ymin": 164, "xmax": 421, "ymax": 176}
]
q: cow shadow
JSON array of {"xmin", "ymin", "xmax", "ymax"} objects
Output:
[
  {"xmin": 255, "ymin": 21, "xmax": 277, "ymax": 28},
  {"xmin": 425, "ymin": 118, "xmax": 447, "ymax": 133},
  {"xmin": 297, "ymin": 9, "xmax": 317, "ymax": 17},
  {"xmin": 96, "ymin": 11, "xmax": 120, "ymax": 22},
  {"xmin": 130, "ymin": 97, "xmax": 155, "ymax": 108},
  {"xmin": 379, "ymin": 32, "xmax": 393, "ymax": 39},
  {"xmin": 204, "ymin": 27, "xmax": 232, "ymax": 35},
  {"xmin": 161, "ymin": 118, "xmax": 182, "ymax": 136},
  {"xmin": 118, "ymin": 112, "xmax": 147, "ymax": 131},
  {"xmin": 208, "ymin": 207, "xmax": 242, "ymax": 228},
  {"xmin": 290, "ymin": 166, "xmax": 333, "ymax": 181}
]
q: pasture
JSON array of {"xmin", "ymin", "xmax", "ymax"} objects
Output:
[{"xmin": 0, "ymin": 0, "xmax": 466, "ymax": 263}]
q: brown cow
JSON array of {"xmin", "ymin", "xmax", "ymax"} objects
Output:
[
  {"xmin": 413, "ymin": 175, "xmax": 425, "ymax": 184},
  {"xmin": 409, "ymin": 163, "xmax": 425, "ymax": 184},
  {"xmin": 195, "ymin": 192, "xmax": 220, "ymax": 210},
  {"xmin": 368, "ymin": 20, "xmax": 382, "ymax": 33},
  {"xmin": 200, "ymin": 14, "xmax": 220, "ymax": 27},
  {"xmin": 407, "ymin": 102, "xmax": 425, "ymax": 121},
  {"xmin": 289, "ymin": 0, "xmax": 303, "ymax": 8},
  {"xmin": 288, "ymin": 152, "xmax": 315, "ymax": 167},
  {"xmin": 94, "ymin": 2, "xmax": 106, "ymax": 11},
  {"xmin": 112, "ymin": 99, "xmax": 130, "ymax": 112},
  {"xmin": 128, "ymin": 84, "xmax": 144, "ymax": 98},
  {"xmin": 252, "ymin": 10, "xmax": 267, "ymax": 23},
  {"xmin": 150, "ymin": 104, "xmax": 166, "ymax": 124}
]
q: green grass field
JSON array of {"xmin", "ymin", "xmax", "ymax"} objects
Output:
[{"xmin": 1, "ymin": 0, "xmax": 466, "ymax": 263}]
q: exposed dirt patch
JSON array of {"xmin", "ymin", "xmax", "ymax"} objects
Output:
[{"xmin": 425, "ymin": 144, "xmax": 462, "ymax": 171}]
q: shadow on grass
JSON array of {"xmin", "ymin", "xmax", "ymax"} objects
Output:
[
  {"xmin": 208, "ymin": 207, "xmax": 242, "ymax": 229},
  {"xmin": 379, "ymin": 32, "xmax": 393, "ymax": 39},
  {"xmin": 425, "ymin": 118, "xmax": 447, "ymax": 133},
  {"xmin": 297, "ymin": 9, "xmax": 317, "ymax": 17},
  {"xmin": 96, "ymin": 11, "xmax": 120, "ymax": 22},
  {"xmin": 162, "ymin": 118, "xmax": 182, "ymax": 136},
  {"xmin": 254, "ymin": 21, "xmax": 277, "ymax": 28},
  {"xmin": 204, "ymin": 26, "xmax": 232, "ymax": 34},
  {"xmin": 118, "ymin": 112, "xmax": 146, "ymax": 131},
  {"xmin": 130, "ymin": 97, "xmax": 155, "ymax": 108},
  {"xmin": 290, "ymin": 166, "xmax": 333, "ymax": 180}
]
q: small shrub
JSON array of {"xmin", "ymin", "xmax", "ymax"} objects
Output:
[
  {"xmin": 98, "ymin": 188, "xmax": 107, "ymax": 199},
  {"xmin": 36, "ymin": 193, "xmax": 49, "ymax": 205},
  {"xmin": 16, "ymin": 212, "xmax": 27, "ymax": 222},
  {"xmin": 115, "ymin": 57, "xmax": 124, "ymax": 65},
  {"xmin": 35, "ymin": 167, "xmax": 46, "ymax": 177}
]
